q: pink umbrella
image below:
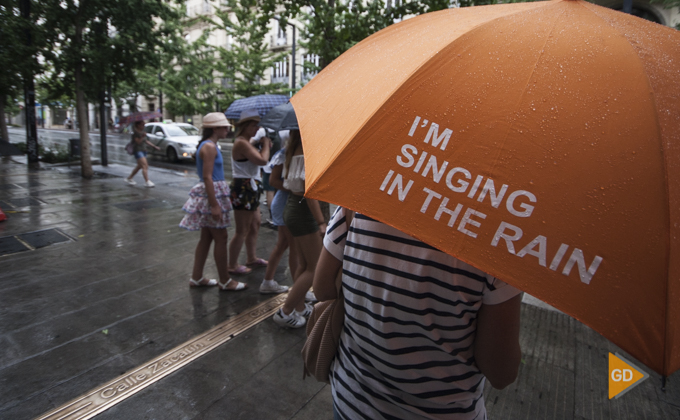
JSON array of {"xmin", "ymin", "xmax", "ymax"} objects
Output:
[{"xmin": 118, "ymin": 111, "xmax": 162, "ymax": 125}]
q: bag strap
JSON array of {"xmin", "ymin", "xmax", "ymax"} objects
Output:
[{"xmin": 335, "ymin": 209, "xmax": 355, "ymax": 295}]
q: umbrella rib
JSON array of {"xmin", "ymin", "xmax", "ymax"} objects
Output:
[
  {"xmin": 485, "ymin": 6, "xmax": 566, "ymax": 182},
  {"xmin": 581, "ymin": 1, "xmax": 673, "ymax": 374}
]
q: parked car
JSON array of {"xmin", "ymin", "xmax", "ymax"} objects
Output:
[{"xmin": 144, "ymin": 122, "xmax": 218, "ymax": 163}]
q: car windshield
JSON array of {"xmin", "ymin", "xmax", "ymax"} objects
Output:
[{"xmin": 165, "ymin": 125, "xmax": 199, "ymax": 136}]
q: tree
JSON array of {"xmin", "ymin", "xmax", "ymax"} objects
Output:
[
  {"xmin": 162, "ymin": 30, "xmax": 224, "ymax": 117},
  {"xmin": 213, "ymin": 0, "xmax": 288, "ymax": 106},
  {"xmin": 0, "ymin": 0, "xmax": 43, "ymax": 144},
  {"xmin": 281, "ymin": 0, "xmax": 449, "ymax": 71},
  {"xmin": 40, "ymin": 0, "xmax": 185, "ymax": 178}
]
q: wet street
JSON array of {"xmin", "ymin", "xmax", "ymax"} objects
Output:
[{"xmin": 0, "ymin": 157, "xmax": 679, "ymax": 420}]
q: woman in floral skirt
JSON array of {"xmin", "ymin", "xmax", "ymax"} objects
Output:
[{"xmin": 180, "ymin": 113, "xmax": 247, "ymax": 291}]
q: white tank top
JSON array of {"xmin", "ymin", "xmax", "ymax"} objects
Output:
[{"xmin": 283, "ymin": 155, "xmax": 305, "ymax": 194}]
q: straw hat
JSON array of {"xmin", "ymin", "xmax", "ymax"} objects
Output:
[
  {"xmin": 202, "ymin": 112, "xmax": 232, "ymax": 128},
  {"xmin": 236, "ymin": 109, "xmax": 261, "ymax": 126}
]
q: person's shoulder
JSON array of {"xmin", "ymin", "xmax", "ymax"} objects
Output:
[{"xmin": 201, "ymin": 141, "xmax": 217, "ymax": 151}]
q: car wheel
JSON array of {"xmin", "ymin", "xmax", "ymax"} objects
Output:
[{"xmin": 167, "ymin": 147, "xmax": 178, "ymax": 163}]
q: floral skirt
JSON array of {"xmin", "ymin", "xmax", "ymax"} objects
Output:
[{"xmin": 179, "ymin": 181, "xmax": 232, "ymax": 231}]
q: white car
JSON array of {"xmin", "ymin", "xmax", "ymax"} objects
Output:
[{"xmin": 144, "ymin": 122, "xmax": 217, "ymax": 162}]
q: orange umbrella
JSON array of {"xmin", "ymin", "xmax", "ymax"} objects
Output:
[{"xmin": 292, "ymin": 0, "xmax": 680, "ymax": 376}]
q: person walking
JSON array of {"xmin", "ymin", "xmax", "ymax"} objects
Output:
[
  {"xmin": 179, "ymin": 112, "xmax": 246, "ymax": 292},
  {"xmin": 227, "ymin": 109, "xmax": 271, "ymax": 275},
  {"xmin": 314, "ymin": 207, "xmax": 523, "ymax": 419},
  {"xmin": 272, "ymin": 129, "xmax": 328, "ymax": 328},
  {"xmin": 125, "ymin": 120, "xmax": 160, "ymax": 187},
  {"xmin": 259, "ymin": 145, "xmax": 296, "ymax": 295}
]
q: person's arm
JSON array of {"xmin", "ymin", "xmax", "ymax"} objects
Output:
[
  {"xmin": 233, "ymin": 137, "xmax": 271, "ymax": 166},
  {"xmin": 473, "ymin": 293, "xmax": 522, "ymax": 389},
  {"xmin": 269, "ymin": 164, "xmax": 289, "ymax": 191},
  {"xmin": 313, "ymin": 247, "xmax": 343, "ymax": 301},
  {"xmin": 199, "ymin": 142, "xmax": 220, "ymax": 220},
  {"xmin": 306, "ymin": 198, "xmax": 327, "ymax": 236},
  {"xmin": 145, "ymin": 138, "xmax": 160, "ymax": 150}
]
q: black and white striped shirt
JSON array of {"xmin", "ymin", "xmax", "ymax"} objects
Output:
[{"xmin": 324, "ymin": 207, "xmax": 521, "ymax": 420}]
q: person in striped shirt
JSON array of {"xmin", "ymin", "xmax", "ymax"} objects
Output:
[{"xmin": 314, "ymin": 207, "xmax": 523, "ymax": 420}]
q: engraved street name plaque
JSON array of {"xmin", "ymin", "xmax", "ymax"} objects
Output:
[{"xmin": 36, "ymin": 294, "xmax": 287, "ymax": 420}]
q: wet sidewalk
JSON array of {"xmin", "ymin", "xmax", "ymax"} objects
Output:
[{"xmin": 0, "ymin": 158, "xmax": 678, "ymax": 420}]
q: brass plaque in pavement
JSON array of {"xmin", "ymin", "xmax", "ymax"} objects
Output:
[{"xmin": 36, "ymin": 294, "xmax": 288, "ymax": 420}]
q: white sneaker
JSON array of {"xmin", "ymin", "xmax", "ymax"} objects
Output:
[
  {"xmin": 273, "ymin": 308, "xmax": 306, "ymax": 328},
  {"xmin": 305, "ymin": 291, "xmax": 318, "ymax": 303},
  {"xmin": 145, "ymin": 180, "xmax": 155, "ymax": 188},
  {"xmin": 295, "ymin": 302, "xmax": 314, "ymax": 318},
  {"xmin": 124, "ymin": 178, "xmax": 136, "ymax": 185},
  {"xmin": 259, "ymin": 281, "xmax": 289, "ymax": 294}
]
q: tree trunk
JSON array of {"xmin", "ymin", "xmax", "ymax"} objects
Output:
[
  {"xmin": 0, "ymin": 95, "xmax": 9, "ymax": 144},
  {"xmin": 74, "ymin": 24, "xmax": 93, "ymax": 179}
]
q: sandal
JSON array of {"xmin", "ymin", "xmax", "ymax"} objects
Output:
[
  {"xmin": 189, "ymin": 277, "xmax": 218, "ymax": 288},
  {"xmin": 218, "ymin": 278, "xmax": 248, "ymax": 291},
  {"xmin": 228, "ymin": 265, "xmax": 252, "ymax": 275},
  {"xmin": 245, "ymin": 258, "xmax": 268, "ymax": 268}
]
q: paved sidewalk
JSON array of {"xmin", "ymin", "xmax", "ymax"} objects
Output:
[{"xmin": 0, "ymin": 159, "xmax": 678, "ymax": 419}]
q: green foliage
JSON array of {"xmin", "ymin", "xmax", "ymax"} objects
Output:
[
  {"xmin": 39, "ymin": 0, "xmax": 186, "ymax": 105},
  {"xmin": 0, "ymin": 0, "xmax": 45, "ymax": 113},
  {"xmin": 41, "ymin": 144, "xmax": 70, "ymax": 163},
  {"xmin": 281, "ymin": 0, "xmax": 450, "ymax": 69},
  {"xmin": 213, "ymin": 0, "xmax": 288, "ymax": 105},
  {"xmin": 13, "ymin": 142, "xmax": 69, "ymax": 163},
  {"xmin": 162, "ymin": 30, "xmax": 223, "ymax": 116}
]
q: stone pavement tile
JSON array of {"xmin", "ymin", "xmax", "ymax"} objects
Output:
[
  {"xmin": 0, "ymin": 241, "xmax": 197, "ymax": 335},
  {"xmin": 94, "ymin": 321, "xmax": 312, "ymax": 420},
  {"xmin": 485, "ymin": 303, "xmax": 680, "ymax": 420},
  {"xmin": 0, "ymin": 287, "xmax": 275, "ymax": 416},
  {"xmin": 188, "ymin": 326, "xmax": 324, "ymax": 420},
  {"xmin": 290, "ymin": 385, "xmax": 334, "ymax": 420}
]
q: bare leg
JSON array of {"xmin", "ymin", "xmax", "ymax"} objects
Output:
[
  {"xmin": 191, "ymin": 228, "xmax": 213, "ymax": 281},
  {"xmin": 245, "ymin": 208, "xmax": 261, "ymax": 263},
  {"xmin": 282, "ymin": 231, "xmax": 322, "ymax": 314},
  {"xmin": 266, "ymin": 190, "xmax": 275, "ymax": 218},
  {"xmin": 128, "ymin": 161, "xmax": 142, "ymax": 180},
  {"xmin": 139, "ymin": 157, "xmax": 150, "ymax": 182},
  {"xmin": 209, "ymin": 227, "xmax": 230, "ymax": 284},
  {"xmin": 264, "ymin": 227, "xmax": 289, "ymax": 281},
  {"xmin": 281, "ymin": 226, "xmax": 299, "ymax": 280},
  {"xmin": 228, "ymin": 209, "xmax": 255, "ymax": 270}
]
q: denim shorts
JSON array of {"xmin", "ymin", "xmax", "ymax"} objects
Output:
[{"xmin": 134, "ymin": 151, "xmax": 147, "ymax": 159}]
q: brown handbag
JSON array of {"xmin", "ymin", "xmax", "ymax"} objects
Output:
[{"xmin": 301, "ymin": 210, "xmax": 354, "ymax": 383}]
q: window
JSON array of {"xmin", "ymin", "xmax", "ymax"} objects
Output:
[
  {"xmin": 144, "ymin": 125, "xmax": 154, "ymax": 134},
  {"xmin": 272, "ymin": 58, "xmax": 289, "ymax": 84},
  {"xmin": 153, "ymin": 126, "xmax": 165, "ymax": 136},
  {"xmin": 275, "ymin": 22, "xmax": 287, "ymax": 46},
  {"xmin": 302, "ymin": 54, "xmax": 320, "ymax": 81},
  {"xmin": 148, "ymin": 103, "xmax": 155, "ymax": 112}
]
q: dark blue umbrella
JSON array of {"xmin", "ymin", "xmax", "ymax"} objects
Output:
[
  {"xmin": 260, "ymin": 102, "xmax": 298, "ymax": 131},
  {"xmin": 224, "ymin": 95, "xmax": 290, "ymax": 120}
]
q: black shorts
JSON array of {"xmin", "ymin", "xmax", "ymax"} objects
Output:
[
  {"xmin": 230, "ymin": 178, "xmax": 262, "ymax": 211},
  {"xmin": 283, "ymin": 194, "xmax": 331, "ymax": 237}
]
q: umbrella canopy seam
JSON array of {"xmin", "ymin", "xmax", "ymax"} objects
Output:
[
  {"xmin": 297, "ymin": 2, "xmax": 549, "ymax": 197},
  {"xmin": 583, "ymin": 0, "xmax": 674, "ymax": 375}
]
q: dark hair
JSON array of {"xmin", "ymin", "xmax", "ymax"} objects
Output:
[
  {"xmin": 285, "ymin": 130, "xmax": 302, "ymax": 173},
  {"xmin": 199, "ymin": 127, "xmax": 215, "ymax": 145}
]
